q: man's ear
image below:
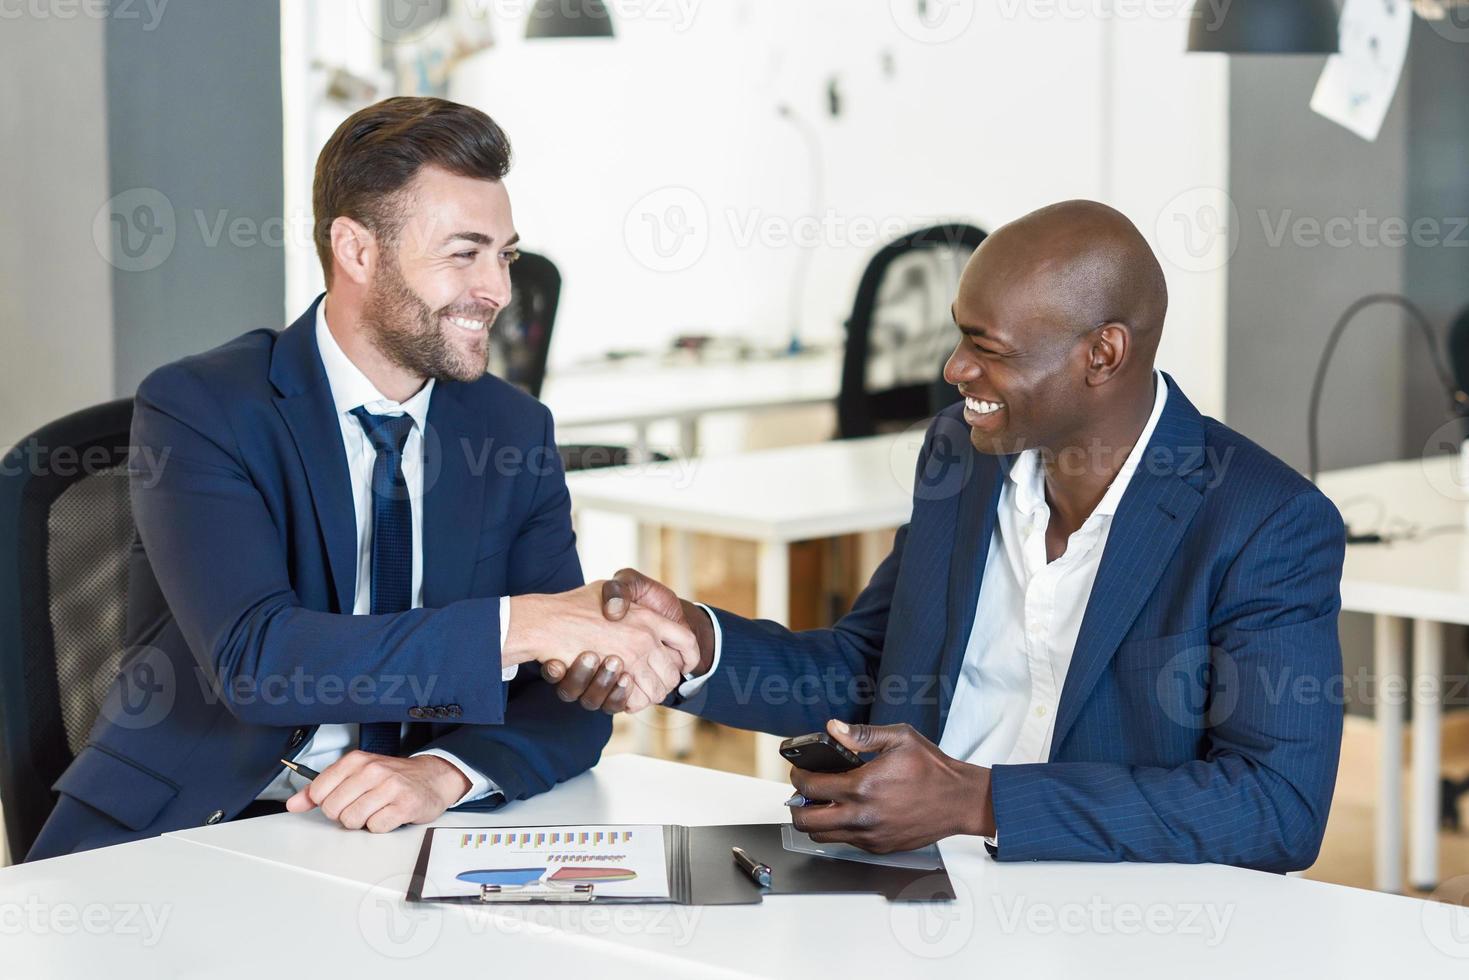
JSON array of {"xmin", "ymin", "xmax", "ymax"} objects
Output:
[
  {"xmin": 1085, "ymin": 322, "xmax": 1130, "ymax": 386},
  {"xmin": 329, "ymin": 215, "xmax": 376, "ymax": 287}
]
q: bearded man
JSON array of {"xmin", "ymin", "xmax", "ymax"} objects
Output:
[{"xmin": 28, "ymin": 97, "xmax": 696, "ymax": 860}]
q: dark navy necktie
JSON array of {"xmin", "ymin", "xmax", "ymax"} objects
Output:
[{"xmin": 350, "ymin": 407, "xmax": 418, "ymax": 756}]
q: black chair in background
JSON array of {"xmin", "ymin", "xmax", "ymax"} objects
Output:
[
  {"xmin": 837, "ymin": 223, "xmax": 988, "ymax": 439},
  {"xmin": 489, "ymin": 250, "xmax": 560, "ymax": 399},
  {"xmin": 498, "ymin": 250, "xmax": 662, "ymax": 471},
  {"xmin": 0, "ymin": 398, "xmax": 137, "ymax": 860}
]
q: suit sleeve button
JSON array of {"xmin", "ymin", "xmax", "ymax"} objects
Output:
[
  {"xmin": 434, "ymin": 706, "xmax": 449, "ymax": 718},
  {"xmin": 408, "ymin": 707, "xmax": 424, "ymax": 719},
  {"xmin": 448, "ymin": 705, "xmax": 462, "ymax": 718}
]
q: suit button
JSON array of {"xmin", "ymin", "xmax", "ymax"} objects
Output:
[
  {"xmin": 434, "ymin": 706, "xmax": 449, "ymax": 719},
  {"xmin": 288, "ymin": 727, "xmax": 307, "ymax": 749},
  {"xmin": 206, "ymin": 809, "xmax": 224, "ymax": 825},
  {"xmin": 447, "ymin": 705, "xmax": 462, "ymax": 718}
]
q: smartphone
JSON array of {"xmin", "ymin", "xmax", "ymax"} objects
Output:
[{"xmin": 778, "ymin": 732, "xmax": 862, "ymax": 773}]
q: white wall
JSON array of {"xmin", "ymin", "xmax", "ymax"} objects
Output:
[
  {"xmin": 281, "ymin": 1, "xmax": 1230, "ymax": 419},
  {"xmin": 0, "ymin": 13, "xmax": 114, "ymax": 448}
]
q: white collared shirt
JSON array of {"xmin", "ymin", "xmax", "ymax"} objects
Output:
[
  {"xmin": 682, "ymin": 373, "xmax": 1169, "ymax": 765},
  {"xmin": 257, "ymin": 299, "xmax": 513, "ymax": 805},
  {"xmin": 936, "ymin": 372, "xmax": 1168, "ymax": 768}
]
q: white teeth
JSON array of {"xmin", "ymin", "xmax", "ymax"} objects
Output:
[
  {"xmin": 445, "ymin": 315, "xmax": 486, "ymax": 332},
  {"xmin": 964, "ymin": 396, "xmax": 1003, "ymax": 416}
]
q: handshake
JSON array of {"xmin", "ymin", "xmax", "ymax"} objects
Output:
[{"xmin": 504, "ymin": 569, "xmax": 713, "ymax": 713}]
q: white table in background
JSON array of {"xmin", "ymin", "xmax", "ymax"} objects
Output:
[
  {"xmin": 7, "ymin": 754, "xmax": 1465, "ymax": 977},
  {"xmin": 541, "ymin": 348, "xmax": 842, "ymax": 460},
  {"xmin": 565, "ymin": 434, "xmax": 918, "ymax": 777},
  {"xmin": 1318, "ymin": 455, "xmax": 1469, "ymax": 895}
]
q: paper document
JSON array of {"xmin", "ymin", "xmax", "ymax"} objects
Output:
[
  {"xmin": 416, "ymin": 825, "xmax": 670, "ymax": 901},
  {"xmin": 1310, "ymin": 0, "xmax": 1412, "ymax": 142}
]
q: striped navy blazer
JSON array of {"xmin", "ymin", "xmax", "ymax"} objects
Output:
[{"xmin": 680, "ymin": 374, "xmax": 1346, "ymax": 871}]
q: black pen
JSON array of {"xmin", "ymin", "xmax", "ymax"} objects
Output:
[
  {"xmin": 279, "ymin": 758, "xmax": 320, "ymax": 781},
  {"xmin": 731, "ymin": 846, "xmax": 772, "ymax": 888}
]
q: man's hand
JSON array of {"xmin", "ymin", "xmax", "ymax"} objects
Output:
[
  {"xmin": 788, "ymin": 720, "xmax": 995, "ymax": 853},
  {"xmin": 540, "ymin": 568, "xmax": 716, "ymax": 710},
  {"xmin": 284, "ymin": 752, "xmax": 469, "ymax": 833},
  {"xmin": 507, "ymin": 580, "xmax": 698, "ymax": 711}
]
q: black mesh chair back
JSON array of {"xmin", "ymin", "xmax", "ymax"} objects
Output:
[
  {"xmin": 838, "ymin": 223, "xmax": 988, "ymax": 439},
  {"xmin": 0, "ymin": 398, "xmax": 136, "ymax": 859},
  {"xmin": 492, "ymin": 251, "xmax": 664, "ymax": 471},
  {"xmin": 490, "ymin": 250, "xmax": 561, "ymax": 399}
]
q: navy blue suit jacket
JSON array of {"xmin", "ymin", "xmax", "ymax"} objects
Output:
[
  {"xmin": 28, "ymin": 299, "xmax": 609, "ymax": 860},
  {"xmin": 680, "ymin": 376, "xmax": 1345, "ymax": 871}
]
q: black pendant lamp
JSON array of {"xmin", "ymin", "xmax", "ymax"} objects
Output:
[
  {"xmin": 1187, "ymin": 0, "xmax": 1340, "ymax": 54},
  {"xmin": 526, "ymin": 0, "xmax": 615, "ymax": 39}
]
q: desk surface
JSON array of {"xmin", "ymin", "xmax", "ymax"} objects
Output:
[
  {"xmin": 565, "ymin": 432, "xmax": 920, "ymax": 541},
  {"xmin": 543, "ymin": 349, "xmax": 841, "ymax": 430},
  {"xmin": 9, "ymin": 755, "xmax": 1463, "ymax": 977},
  {"xmin": 568, "ymin": 433, "xmax": 1469, "ymax": 620},
  {"xmin": 1318, "ymin": 455, "xmax": 1469, "ymax": 623}
]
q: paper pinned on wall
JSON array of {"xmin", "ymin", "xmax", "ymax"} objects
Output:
[{"xmin": 1310, "ymin": 0, "xmax": 1413, "ymax": 142}]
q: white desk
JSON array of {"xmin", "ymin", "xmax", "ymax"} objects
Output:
[
  {"xmin": 542, "ymin": 349, "xmax": 842, "ymax": 458},
  {"xmin": 1317, "ymin": 455, "xmax": 1469, "ymax": 894},
  {"xmin": 565, "ymin": 434, "xmax": 918, "ymax": 776},
  {"xmin": 7, "ymin": 755, "xmax": 1467, "ymax": 976}
]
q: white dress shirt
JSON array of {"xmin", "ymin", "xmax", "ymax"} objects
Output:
[
  {"xmin": 681, "ymin": 373, "xmax": 1167, "ymax": 779},
  {"xmin": 257, "ymin": 300, "xmax": 514, "ymax": 805},
  {"xmin": 937, "ymin": 371, "xmax": 1167, "ymax": 768}
]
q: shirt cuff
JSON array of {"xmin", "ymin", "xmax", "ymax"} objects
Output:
[
  {"xmin": 676, "ymin": 602, "xmax": 723, "ymax": 698},
  {"xmin": 412, "ymin": 748, "xmax": 502, "ymax": 806},
  {"xmin": 499, "ymin": 596, "xmax": 517, "ymax": 683}
]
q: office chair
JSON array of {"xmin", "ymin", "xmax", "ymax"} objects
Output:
[
  {"xmin": 490, "ymin": 251, "xmax": 560, "ymax": 399},
  {"xmin": 498, "ymin": 250, "xmax": 663, "ymax": 471},
  {"xmin": 837, "ymin": 223, "xmax": 987, "ymax": 439},
  {"xmin": 0, "ymin": 398, "xmax": 137, "ymax": 860}
]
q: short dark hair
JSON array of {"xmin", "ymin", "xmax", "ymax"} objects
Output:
[{"xmin": 312, "ymin": 96, "xmax": 512, "ymax": 285}]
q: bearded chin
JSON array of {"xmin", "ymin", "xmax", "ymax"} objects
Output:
[{"xmin": 361, "ymin": 255, "xmax": 489, "ymax": 384}]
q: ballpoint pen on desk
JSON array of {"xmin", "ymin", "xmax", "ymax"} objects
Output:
[
  {"xmin": 279, "ymin": 758, "xmax": 321, "ymax": 781},
  {"xmin": 732, "ymin": 846, "xmax": 772, "ymax": 888}
]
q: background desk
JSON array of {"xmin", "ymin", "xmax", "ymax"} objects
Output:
[
  {"xmin": 565, "ymin": 434, "xmax": 918, "ymax": 776},
  {"xmin": 1318, "ymin": 455, "xmax": 1469, "ymax": 894},
  {"xmin": 542, "ymin": 349, "xmax": 842, "ymax": 459},
  {"xmin": 5, "ymin": 755, "xmax": 1466, "ymax": 977}
]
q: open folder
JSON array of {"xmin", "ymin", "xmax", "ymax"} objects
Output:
[{"xmin": 406, "ymin": 823, "xmax": 956, "ymax": 906}]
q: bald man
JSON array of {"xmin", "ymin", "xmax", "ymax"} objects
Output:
[{"xmin": 557, "ymin": 201, "xmax": 1346, "ymax": 871}]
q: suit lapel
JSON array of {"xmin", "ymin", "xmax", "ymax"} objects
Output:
[
  {"xmin": 270, "ymin": 298, "xmax": 358, "ymax": 615},
  {"xmin": 1049, "ymin": 378, "xmax": 1208, "ymax": 755},
  {"xmin": 420, "ymin": 383, "xmax": 487, "ymax": 608}
]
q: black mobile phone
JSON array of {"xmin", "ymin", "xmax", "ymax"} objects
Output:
[{"xmin": 778, "ymin": 732, "xmax": 862, "ymax": 773}]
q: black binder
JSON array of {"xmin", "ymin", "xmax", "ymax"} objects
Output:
[{"xmin": 406, "ymin": 823, "xmax": 956, "ymax": 906}]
